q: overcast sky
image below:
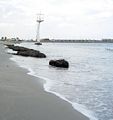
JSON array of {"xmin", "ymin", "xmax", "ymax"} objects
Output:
[{"xmin": 0, "ymin": 0, "xmax": 113, "ymax": 40}]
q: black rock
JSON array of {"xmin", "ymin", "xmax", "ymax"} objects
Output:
[
  {"xmin": 17, "ymin": 49, "xmax": 46, "ymax": 58},
  {"xmin": 6, "ymin": 44, "xmax": 46, "ymax": 58},
  {"xmin": 6, "ymin": 45, "xmax": 28, "ymax": 51},
  {"xmin": 49, "ymin": 59, "xmax": 69, "ymax": 68}
]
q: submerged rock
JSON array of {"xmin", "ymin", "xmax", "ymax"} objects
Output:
[
  {"xmin": 6, "ymin": 44, "xmax": 46, "ymax": 58},
  {"xmin": 49, "ymin": 59, "xmax": 69, "ymax": 68}
]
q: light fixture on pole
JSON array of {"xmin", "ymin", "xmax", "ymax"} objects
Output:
[{"xmin": 35, "ymin": 13, "xmax": 44, "ymax": 45}]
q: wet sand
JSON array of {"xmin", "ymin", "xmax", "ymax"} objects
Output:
[{"xmin": 0, "ymin": 42, "xmax": 89, "ymax": 120}]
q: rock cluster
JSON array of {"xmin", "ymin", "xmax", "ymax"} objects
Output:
[
  {"xmin": 6, "ymin": 45, "xmax": 46, "ymax": 58},
  {"xmin": 5, "ymin": 44, "xmax": 69, "ymax": 68}
]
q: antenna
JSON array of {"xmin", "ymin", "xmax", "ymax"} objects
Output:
[{"xmin": 36, "ymin": 13, "xmax": 44, "ymax": 43}]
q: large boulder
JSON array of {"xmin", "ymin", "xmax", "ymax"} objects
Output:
[
  {"xmin": 6, "ymin": 45, "xmax": 46, "ymax": 58},
  {"xmin": 49, "ymin": 59, "xmax": 69, "ymax": 68}
]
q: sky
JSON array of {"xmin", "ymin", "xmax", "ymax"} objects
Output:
[{"xmin": 0, "ymin": 0, "xmax": 113, "ymax": 40}]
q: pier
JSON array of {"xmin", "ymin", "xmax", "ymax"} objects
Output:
[{"xmin": 40, "ymin": 39, "xmax": 113, "ymax": 43}]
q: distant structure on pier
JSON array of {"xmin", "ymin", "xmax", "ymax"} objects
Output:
[{"xmin": 35, "ymin": 13, "xmax": 44, "ymax": 45}]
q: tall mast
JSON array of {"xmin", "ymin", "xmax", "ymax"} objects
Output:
[{"xmin": 36, "ymin": 13, "xmax": 44, "ymax": 42}]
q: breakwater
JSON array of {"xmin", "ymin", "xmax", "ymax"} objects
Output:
[{"xmin": 41, "ymin": 39, "xmax": 113, "ymax": 43}]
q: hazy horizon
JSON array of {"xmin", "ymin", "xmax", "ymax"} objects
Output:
[{"xmin": 0, "ymin": 0, "xmax": 113, "ymax": 40}]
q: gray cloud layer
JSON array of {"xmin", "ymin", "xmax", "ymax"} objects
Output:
[{"xmin": 0, "ymin": 0, "xmax": 113, "ymax": 39}]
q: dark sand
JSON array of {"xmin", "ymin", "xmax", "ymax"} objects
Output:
[{"xmin": 0, "ymin": 43, "xmax": 89, "ymax": 120}]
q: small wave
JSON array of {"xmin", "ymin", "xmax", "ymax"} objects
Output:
[
  {"xmin": 43, "ymin": 77, "xmax": 98, "ymax": 120},
  {"xmin": 26, "ymin": 68, "xmax": 98, "ymax": 120}
]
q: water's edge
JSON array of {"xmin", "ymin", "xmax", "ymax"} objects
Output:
[{"xmin": 10, "ymin": 56, "xmax": 97, "ymax": 120}]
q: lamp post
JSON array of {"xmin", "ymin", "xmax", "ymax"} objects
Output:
[{"xmin": 35, "ymin": 13, "xmax": 44, "ymax": 45}]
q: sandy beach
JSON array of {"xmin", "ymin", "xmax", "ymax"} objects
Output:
[{"xmin": 0, "ymin": 42, "xmax": 89, "ymax": 120}]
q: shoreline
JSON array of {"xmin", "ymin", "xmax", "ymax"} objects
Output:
[
  {"xmin": 25, "ymin": 68, "xmax": 97, "ymax": 120},
  {"xmin": 0, "ymin": 42, "xmax": 89, "ymax": 120}
]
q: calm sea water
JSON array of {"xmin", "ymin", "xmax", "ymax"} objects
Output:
[{"xmin": 10, "ymin": 42, "xmax": 113, "ymax": 120}]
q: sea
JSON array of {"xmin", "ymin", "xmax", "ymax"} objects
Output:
[{"xmin": 8, "ymin": 42, "xmax": 113, "ymax": 120}]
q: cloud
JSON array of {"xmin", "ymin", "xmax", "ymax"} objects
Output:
[{"xmin": 0, "ymin": 0, "xmax": 113, "ymax": 39}]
